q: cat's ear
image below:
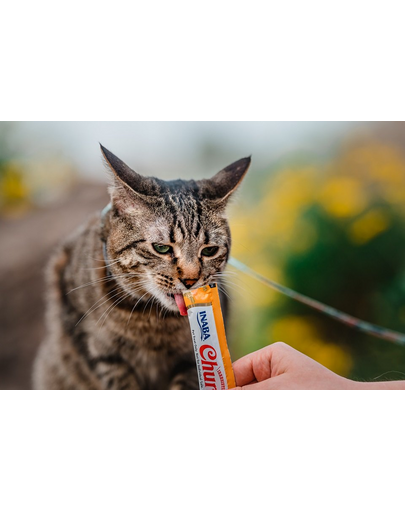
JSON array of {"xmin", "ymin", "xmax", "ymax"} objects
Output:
[
  {"xmin": 203, "ymin": 156, "xmax": 251, "ymax": 204},
  {"xmin": 100, "ymin": 144, "xmax": 157, "ymax": 213},
  {"xmin": 100, "ymin": 144, "xmax": 153, "ymax": 196}
]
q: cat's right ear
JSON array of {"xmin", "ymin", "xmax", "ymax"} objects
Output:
[
  {"xmin": 100, "ymin": 144, "xmax": 149, "ymax": 195},
  {"xmin": 100, "ymin": 144, "xmax": 155, "ymax": 213}
]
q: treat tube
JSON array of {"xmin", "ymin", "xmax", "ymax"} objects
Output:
[{"xmin": 183, "ymin": 284, "xmax": 236, "ymax": 390}]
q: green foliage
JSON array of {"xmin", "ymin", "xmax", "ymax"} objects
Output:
[{"xmin": 230, "ymin": 142, "xmax": 405, "ymax": 381}]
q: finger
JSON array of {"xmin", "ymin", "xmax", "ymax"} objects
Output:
[
  {"xmin": 241, "ymin": 379, "xmax": 273, "ymax": 391},
  {"xmin": 229, "ymin": 380, "xmax": 257, "ymax": 391},
  {"xmin": 232, "ymin": 353, "xmax": 257, "ymax": 387},
  {"xmin": 241, "ymin": 375, "xmax": 291, "ymax": 391},
  {"xmin": 233, "ymin": 345, "xmax": 275, "ymax": 387}
]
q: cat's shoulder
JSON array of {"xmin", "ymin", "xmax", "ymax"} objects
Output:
[{"xmin": 46, "ymin": 211, "xmax": 102, "ymax": 278}]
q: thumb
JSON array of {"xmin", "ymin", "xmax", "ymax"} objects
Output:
[{"xmin": 239, "ymin": 375, "xmax": 286, "ymax": 390}]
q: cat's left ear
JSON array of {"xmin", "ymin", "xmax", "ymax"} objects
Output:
[{"xmin": 203, "ymin": 156, "xmax": 251, "ymax": 204}]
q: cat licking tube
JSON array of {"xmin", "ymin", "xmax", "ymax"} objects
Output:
[{"xmin": 32, "ymin": 145, "xmax": 251, "ymax": 390}]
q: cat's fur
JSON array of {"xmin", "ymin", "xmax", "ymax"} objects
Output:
[{"xmin": 33, "ymin": 146, "xmax": 250, "ymax": 389}]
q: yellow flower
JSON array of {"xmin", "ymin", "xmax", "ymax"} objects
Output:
[
  {"xmin": 348, "ymin": 208, "xmax": 390, "ymax": 245},
  {"xmin": 318, "ymin": 176, "xmax": 367, "ymax": 218},
  {"xmin": 290, "ymin": 218, "xmax": 318, "ymax": 254},
  {"xmin": 0, "ymin": 162, "xmax": 28, "ymax": 201},
  {"xmin": 261, "ymin": 167, "xmax": 317, "ymax": 217},
  {"xmin": 0, "ymin": 161, "xmax": 31, "ymax": 216},
  {"xmin": 346, "ymin": 144, "xmax": 405, "ymax": 186},
  {"xmin": 251, "ymin": 167, "xmax": 319, "ymax": 250},
  {"xmin": 380, "ymin": 186, "xmax": 405, "ymax": 207}
]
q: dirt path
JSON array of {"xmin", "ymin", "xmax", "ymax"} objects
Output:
[{"xmin": 0, "ymin": 182, "xmax": 108, "ymax": 389}]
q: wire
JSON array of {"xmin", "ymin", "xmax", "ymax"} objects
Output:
[{"xmin": 229, "ymin": 257, "xmax": 405, "ymax": 346}]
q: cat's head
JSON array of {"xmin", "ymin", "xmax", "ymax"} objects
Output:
[{"xmin": 100, "ymin": 145, "xmax": 250, "ymax": 313}]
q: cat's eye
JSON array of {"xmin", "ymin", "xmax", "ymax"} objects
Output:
[
  {"xmin": 153, "ymin": 243, "xmax": 172, "ymax": 254},
  {"xmin": 201, "ymin": 246, "xmax": 219, "ymax": 257}
]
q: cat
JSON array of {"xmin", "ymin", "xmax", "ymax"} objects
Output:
[{"xmin": 32, "ymin": 145, "xmax": 251, "ymax": 389}]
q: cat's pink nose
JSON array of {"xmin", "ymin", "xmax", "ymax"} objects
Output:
[{"xmin": 181, "ymin": 279, "xmax": 198, "ymax": 289}]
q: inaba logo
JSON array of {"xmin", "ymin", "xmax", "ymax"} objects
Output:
[{"xmin": 197, "ymin": 311, "xmax": 211, "ymax": 341}]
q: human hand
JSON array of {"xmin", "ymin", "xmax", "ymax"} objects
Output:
[{"xmin": 232, "ymin": 342, "xmax": 405, "ymax": 390}]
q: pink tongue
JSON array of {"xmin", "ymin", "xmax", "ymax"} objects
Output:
[{"xmin": 174, "ymin": 293, "xmax": 188, "ymax": 316}]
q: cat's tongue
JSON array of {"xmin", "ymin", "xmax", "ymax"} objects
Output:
[{"xmin": 174, "ymin": 293, "xmax": 188, "ymax": 316}]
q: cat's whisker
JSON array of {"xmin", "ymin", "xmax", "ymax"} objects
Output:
[
  {"xmin": 88, "ymin": 279, "xmax": 153, "ymax": 325},
  {"xmin": 67, "ymin": 273, "xmax": 130, "ymax": 294},
  {"xmin": 212, "ymin": 272, "xmax": 252, "ymax": 300},
  {"xmin": 222, "ymin": 269, "xmax": 239, "ymax": 276},
  {"xmin": 81, "ymin": 264, "xmax": 116, "ymax": 271},
  {"xmin": 92, "ymin": 257, "xmax": 121, "ymax": 263},
  {"xmin": 125, "ymin": 291, "xmax": 150, "ymax": 330},
  {"xmin": 215, "ymin": 283, "xmax": 234, "ymax": 303},
  {"xmin": 97, "ymin": 285, "xmax": 152, "ymax": 327},
  {"xmin": 142, "ymin": 295, "xmax": 154, "ymax": 315},
  {"xmin": 77, "ymin": 282, "xmax": 147, "ymax": 326},
  {"xmin": 97, "ymin": 290, "xmax": 133, "ymax": 328},
  {"xmin": 217, "ymin": 281, "xmax": 245, "ymax": 302},
  {"xmin": 216, "ymin": 269, "xmax": 240, "ymax": 278},
  {"xmin": 214, "ymin": 270, "xmax": 249, "ymax": 286},
  {"xmin": 151, "ymin": 296, "xmax": 161, "ymax": 320},
  {"xmin": 215, "ymin": 275, "xmax": 249, "ymax": 294},
  {"xmin": 67, "ymin": 272, "xmax": 149, "ymax": 294},
  {"xmin": 141, "ymin": 289, "xmax": 162, "ymax": 318},
  {"xmin": 75, "ymin": 286, "xmax": 123, "ymax": 326},
  {"xmin": 98, "ymin": 297, "xmax": 128, "ymax": 329}
]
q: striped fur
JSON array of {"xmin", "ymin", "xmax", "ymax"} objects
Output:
[{"xmin": 32, "ymin": 147, "xmax": 250, "ymax": 389}]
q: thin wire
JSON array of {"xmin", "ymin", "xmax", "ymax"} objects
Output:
[{"xmin": 228, "ymin": 257, "xmax": 405, "ymax": 346}]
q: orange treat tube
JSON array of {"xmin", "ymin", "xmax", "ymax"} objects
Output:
[{"xmin": 183, "ymin": 283, "xmax": 236, "ymax": 390}]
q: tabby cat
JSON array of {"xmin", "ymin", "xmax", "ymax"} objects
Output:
[{"xmin": 33, "ymin": 145, "xmax": 251, "ymax": 389}]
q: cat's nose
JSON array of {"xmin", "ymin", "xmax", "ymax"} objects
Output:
[{"xmin": 181, "ymin": 278, "xmax": 198, "ymax": 289}]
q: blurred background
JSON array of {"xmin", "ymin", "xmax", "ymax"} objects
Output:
[{"xmin": 1, "ymin": 121, "xmax": 405, "ymax": 389}]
